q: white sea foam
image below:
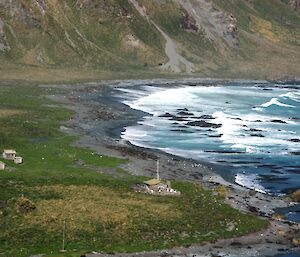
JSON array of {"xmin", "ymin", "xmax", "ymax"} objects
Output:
[
  {"xmin": 241, "ymin": 113, "xmax": 269, "ymax": 122},
  {"xmin": 118, "ymin": 83, "xmax": 300, "ymax": 202},
  {"xmin": 207, "ymin": 110, "xmax": 298, "ymax": 153},
  {"xmin": 126, "ymin": 87, "xmax": 197, "ymax": 115},
  {"xmin": 235, "ymin": 174, "xmax": 268, "ymax": 194},
  {"xmin": 280, "ymin": 92, "xmax": 300, "ymax": 102},
  {"xmin": 261, "ymin": 97, "xmax": 295, "ymax": 108},
  {"xmin": 121, "ymin": 127, "xmax": 149, "ymax": 140},
  {"xmin": 253, "ymin": 107, "xmax": 265, "ymax": 112},
  {"xmin": 157, "ymin": 147, "xmax": 203, "ymax": 160},
  {"xmin": 232, "ymin": 144, "xmax": 258, "ymax": 154},
  {"xmin": 213, "ymin": 113, "xmax": 245, "ymax": 143}
]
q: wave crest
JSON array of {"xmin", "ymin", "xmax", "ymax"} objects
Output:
[{"xmin": 261, "ymin": 97, "xmax": 295, "ymax": 108}]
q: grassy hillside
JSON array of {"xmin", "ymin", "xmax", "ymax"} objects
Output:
[
  {"xmin": 141, "ymin": 0, "xmax": 300, "ymax": 78},
  {"xmin": 0, "ymin": 0, "xmax": 166, "ymax": 69},
  {"xmin": 0, "ymin": 0, "xmax": 300, "ymax": 79}
]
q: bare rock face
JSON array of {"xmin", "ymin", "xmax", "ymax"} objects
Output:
[
  {"xmin": 176, "ymin": 0, "xmax": 239, "ymax": 48},
  {"xmin": 290, "ymin": 0, "xmax": 300, "ymax": 11},
  {"xmin": 0, "ymin": 1, "xmax": 34, "ymax": 25},
  {"xmin": 181, "ymin": 10, "xmax": 199, "ymax": 32},
  {"xmin": 0, "ymin": 18, "xmax": 10, "ymax": 52},
  {"xmin": 226, "ymin": 15, "xmax": 238, "ymax": 39}
]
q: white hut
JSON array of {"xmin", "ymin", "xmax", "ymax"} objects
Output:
[
  {"xmin": 0, "ymin": 161, "xmax": 5, "ymax": 170},
  {"xmin": 14, "ymin": 156, "xmax": 23, "ymax": 164},
  {"xmin": 3, "ymin": 150, "xmax": 16, "ymax": 160}
]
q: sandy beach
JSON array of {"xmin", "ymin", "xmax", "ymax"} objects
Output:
[{"xmin": 46, "ymin": 79, "xmax": 300, "ymax": 257}]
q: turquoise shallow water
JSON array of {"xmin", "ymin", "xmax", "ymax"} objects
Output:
[{"xmin": 118, "ymin": 82, "xmax": 300, "ymax": 225}]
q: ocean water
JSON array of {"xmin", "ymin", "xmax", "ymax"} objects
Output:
[{"xmin": 117, "ymin": 82, "xmax": 300, "ymax": 224}]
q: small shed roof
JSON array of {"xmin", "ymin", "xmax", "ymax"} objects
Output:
[
  {"xmin": 143, "ymin": 179, "xmax": 161, "ymax": 186},
  {"xmin": 3, "ymin": 149, "xmax": 16, "ymax": 154}
]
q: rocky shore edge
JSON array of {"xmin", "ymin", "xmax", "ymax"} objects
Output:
[{"xmin": 46, "ymin": 78, "xmax": 300, "ymax": 257}]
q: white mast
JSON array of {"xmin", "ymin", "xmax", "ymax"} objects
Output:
[
  {"xmin": 156, "ymin": 160, "xmax": 160, "ymax": 180},
  {"xmin": 60, "ymin": 219, "xmax": 67, "ymax": 252}
]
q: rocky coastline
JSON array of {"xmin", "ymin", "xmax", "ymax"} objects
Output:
[{"xmin": 46, "ymin": 79, "xmax": 300, "ymax": 257}]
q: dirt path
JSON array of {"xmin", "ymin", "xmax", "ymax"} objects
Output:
[{"xmin": 128, "ymin": 0, "xmax": 194, "ymax": 73}]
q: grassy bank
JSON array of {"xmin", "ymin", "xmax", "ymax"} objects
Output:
[
  {"xmin": 0, "ymin": 62, "xmax": 179, "ymax": 84},
  {"xmin": 0, "ymin": 81, "xmax": 268, "ymax": 257}
]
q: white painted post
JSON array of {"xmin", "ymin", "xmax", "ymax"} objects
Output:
[
  {"xmin": 60, "ymin": 219, "xmax": 67, "ymax": 252},
  {"xmin": 156, "ymin": 160, "xmax": 160, "ymax": 180}
]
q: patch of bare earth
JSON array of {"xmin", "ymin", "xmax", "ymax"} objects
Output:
[{"xmin": 0, "ymin": 109, "xmax": 26, "ymax": 118}]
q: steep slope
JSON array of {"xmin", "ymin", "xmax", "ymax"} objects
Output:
[
  {"xmin": 0, "ymin": 0, "xmax": 167, "ymax": 69},
  {"xmin": 129, "ymin": 0, "xmax": 193, "ymax": 72},
  {"xmin": 0, "ymin": 0, "xmax": 299, "ymax": 78}
]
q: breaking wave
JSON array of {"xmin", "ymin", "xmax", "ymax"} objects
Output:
[
  {"xmin": 118, "ymin": 82, "xmax": 300, "ymax": 198},
  {"xmin": 235, "ymin": 173, "xmax": 268, "ymax": 194},
  {"xmin": 261, "ymin": 97, "xmax": 295, "ymax": 108}
]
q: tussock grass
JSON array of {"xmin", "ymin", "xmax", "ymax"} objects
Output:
[
  {"xmin": 215, "ymin": 185, "xmax": 229, "ymax": 199},
  {"xmin": 24, "ymin": 185, "xmax": 181, "ymax": 236}
]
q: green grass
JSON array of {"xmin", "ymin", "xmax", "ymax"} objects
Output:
[
  {"xmin": 0, "ymin": 81, "xmax": 269, "ymax": 257},
  {"xmin": 141, "ymin": 0, "xmax": 216, "ymax": 61},
  {"xmin": 1, "ymin": 0, "xmax": 300, "ymax": 79},
  {"xmin": 0, "ymin": 0, "xmax": 167, "ymax": 69}
]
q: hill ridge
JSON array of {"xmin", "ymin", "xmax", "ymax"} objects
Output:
[{"xmin": 0, "ymin": 0, "xmax": 299, "ymax": 78}]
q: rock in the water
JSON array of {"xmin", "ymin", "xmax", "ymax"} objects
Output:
[
  {"xmin": 271, "ymin": 119, "xmax": 287, "ymax": 124},
  {"xmin": 198, "ymin": 114, "xmax": 214, "ymax": 119},
  {"xmin": 169, "ymin": 116, "xmax": 188, "ymax": 121},
  {"xmin": 186, "ymin": 120, "xmax": 222, "ymax": 128},
  {"xmin": 177, "ymin": 108, "xmax": 189, "ymax": 112},
  {"xmin": 291, "ymin": 151, "xmax": 300, "ymax": 155},
  {"xmin": 205, "ymin": 150, "xmax": 244, "ymax": 154},
  {"xmin": 177, "ymin": 111, "xmax": 194, "ymax": 116},
  {"xmin": 289, "ymin": 138, "xmax": 300, "ymax": 142},
  {"xmin": 159, "ymin": 112, "xmax": 174, "ymax": 118},
  {"xmin": 249, "ymin": 128, "xmax": 263, "ymax": 132},
  {"xmin": 209, "ymin": 134, "xmax": 223, "ymax": 138},
  {"xmin": 250, "ymin": 134, "xmax": 265, "ymax": 137}
]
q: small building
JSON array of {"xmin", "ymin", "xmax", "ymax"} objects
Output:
[
  {"xmin": 144, "ymin": 179, "xmax": 162, "ymax": 187},
  {"xmin": 133, "ymin": 160, "xmax": 181, "ymax": 196},
  {"xmin": 0, "ymin": 161, "xmax": 5, "ymax": 170},
  {"xmin": 3, "ymin": 150, "xmax": 16, "ymax": 160},
  {"xmin": 14, "ymin": 156, "xmax": 23, "ymax": 164},
  {"xmin": 134, "ymin": 179, "xmax": 180, "ymax": 196}
]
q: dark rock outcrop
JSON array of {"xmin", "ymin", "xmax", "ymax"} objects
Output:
[
  {"xmin": 249, "ymin": 128, "xmax": 263, "ymax": 132},
  {"xmin": 198, "ymin": 115, "xmax": 214, "ymax": 119},
  {"xmin": 186, "ymin": 120, "xmax": 222, "ymax": 128},
  {"xmin": 250, "ymin": 134, "xmax": 265, "ymax": 137},
  {"xmin": 181, "ymin": 10, "xmax": 199, "ymax": 32},
  {"xmin": 177, "ymin": 111, "xmax": 194, "ymax": 116},
  {"xmin": 159, "ymin": 112, "xmax": 174, "ymax": 118},
  {"xmin": 270, "ymin": 119, "xmax": 287, "ymax": 124},
  {"xmin": 290, "ymin": 0, "xmax": 300, "ymax": 11},
  {"xmin": 289, "ymin": 138, "xmax": 300, "ymax": 142}
]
